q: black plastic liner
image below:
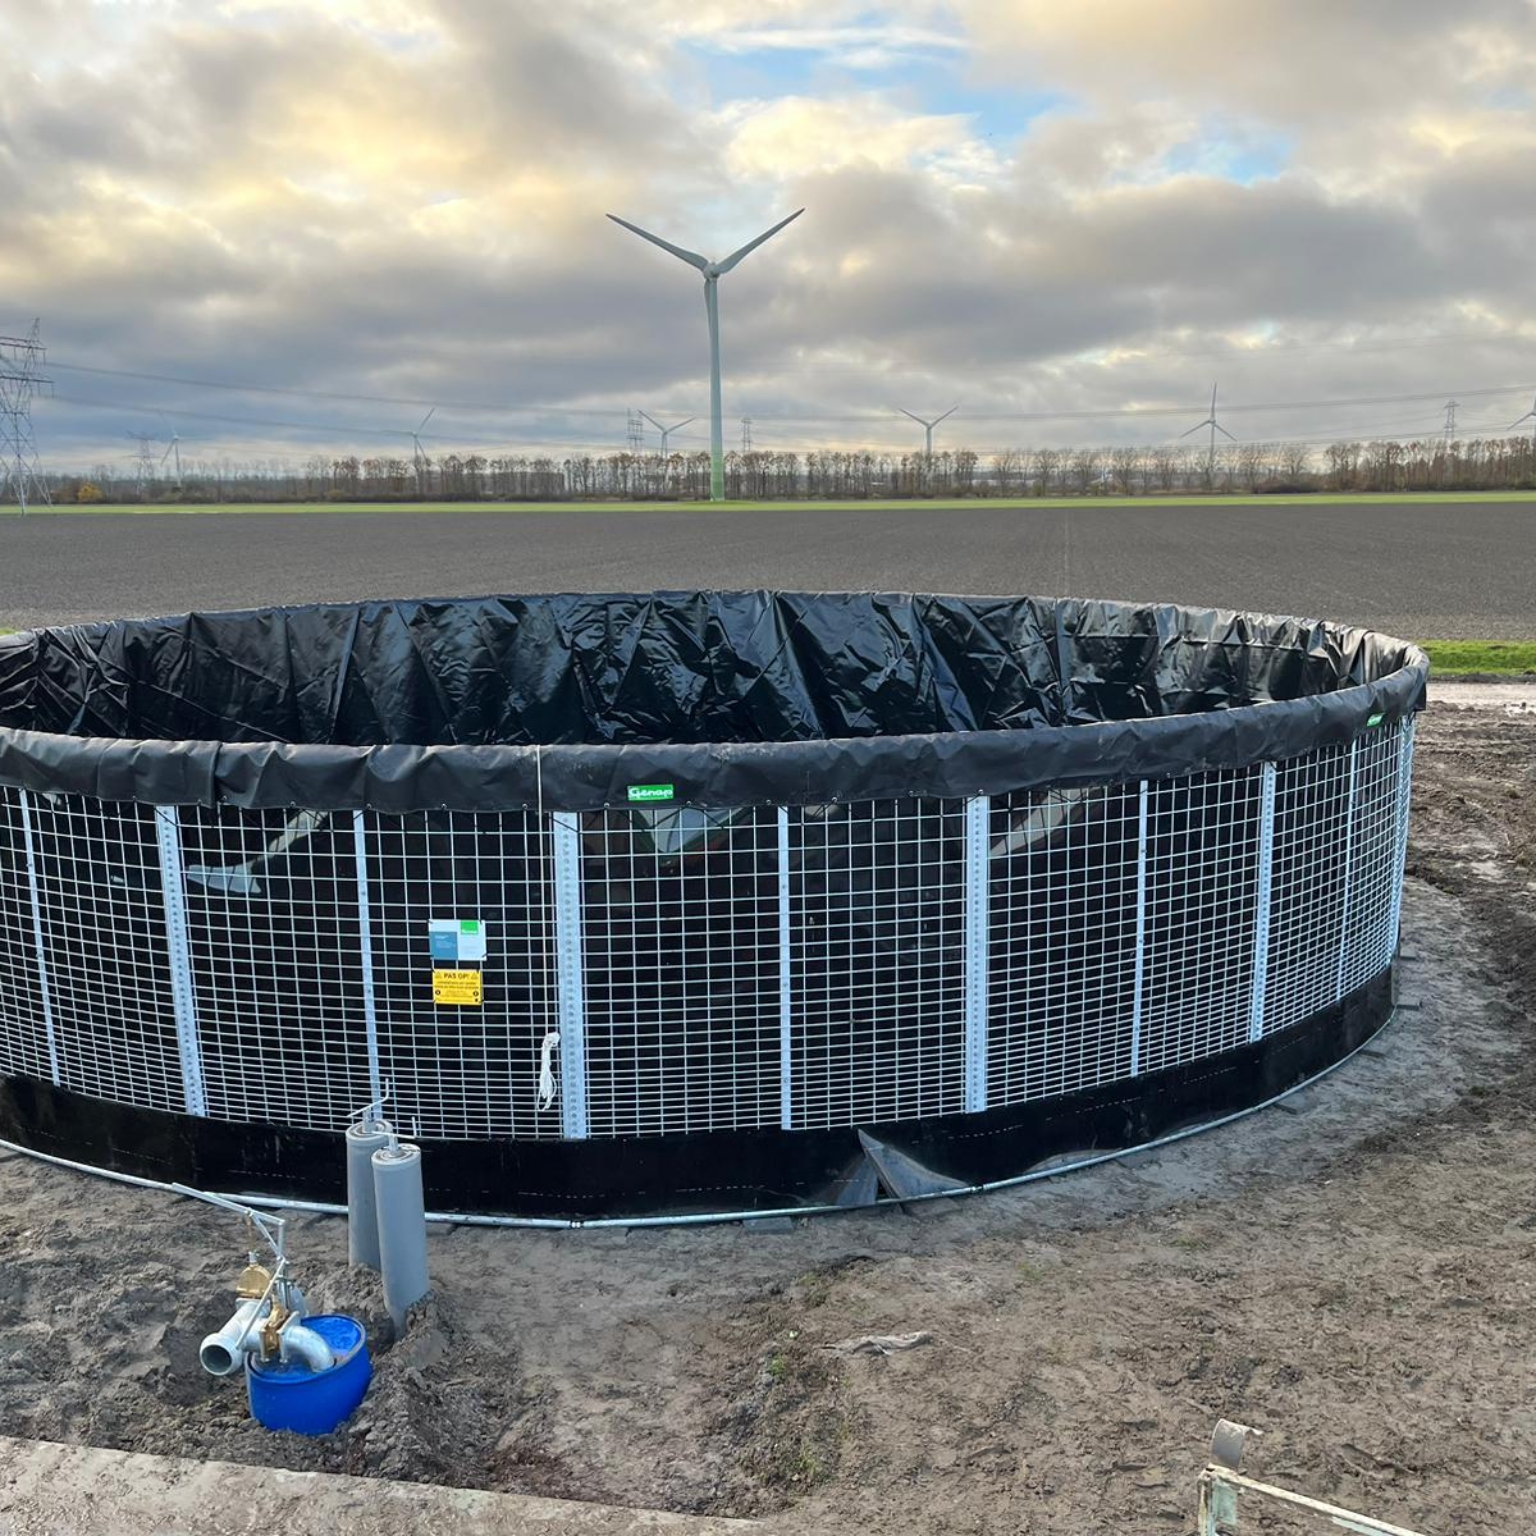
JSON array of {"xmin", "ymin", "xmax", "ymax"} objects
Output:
[
  {"xmin": 0, "ymin": 592, "xmax": 1428, "ymax": 811},
  {"xmin": 0, "ymin": 968, "xmax": 1394, "ymax": 1219}
]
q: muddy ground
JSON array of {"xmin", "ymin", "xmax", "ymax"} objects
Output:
[{"xmin": 1, "ymin": 688, "xmax": 1533, "ymax": 1534}]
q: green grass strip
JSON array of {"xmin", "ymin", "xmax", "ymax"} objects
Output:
[
  {"xmin": 1418, "ymin": 640, "xmax": 1536, "ymax": 676},
  {"xmin": 21, "ymin": 490, "xmax": 1536, "ymax": 515}
]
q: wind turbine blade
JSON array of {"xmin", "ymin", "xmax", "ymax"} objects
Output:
[
  {"xmin": 638, "ymin": 410, "xmax": 663, "ymax": 433},
  {"xmin": 160, "ymin": 444, "xmax": 174, "ymax": 465},
  {"xmin": 1179, "ymin": 420, "xmax": 1210, "ymax": 438},
  {"xmin": 934, "ymin": 405, "xmax": 959, "ymax": 426},
  {"xmin": 1215, "ymin": 423, "xmax": 1238, "ymax": 441},
  {"xmin": 670, "ymin": 417, "xmax": 696, "ymax": 431},
  {"xmin": 607, "ymin": 213, "xmax": 710, "ymax": 271},
  {"xmin": 1510, "ymin": 412, "xmax": 1534, "ymax": 428},
  {"xmin": 714, "ymin": 209, "xmax": 805, "ymax": 275},
  {"xmin": 898, "ymin": 408, "xmax": 927, "ymax": 426},
  {"xmin": 418, "ymin": 407, "xmax": 436, "ymax": 433}
]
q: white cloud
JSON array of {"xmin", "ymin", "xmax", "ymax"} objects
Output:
[
  {"xmin": 4, "ymin": 0, "xmax": 1536, "ymax": 466},
  {"xmin": 721, "ymin": 94, "xmax": 990, "ymax": 180}
]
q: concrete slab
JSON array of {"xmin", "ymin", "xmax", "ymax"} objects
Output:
[{"xmin": 0, "ymin": 1437, "xmax": 758, "ymax": 1536}]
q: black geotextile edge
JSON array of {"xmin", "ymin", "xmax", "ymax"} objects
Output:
[
  {"xmin": 0, "ymin": 967, "xmax": 1393, "ymax": 1220},
  {"xmin": 0, "ymin": 592, "xmax": 1429, "ymax": 813},
  {"xmin": 0, "ymin": 661, "xmax": 1426, "ymax": 811}
]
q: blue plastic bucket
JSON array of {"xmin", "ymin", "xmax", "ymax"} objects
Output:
[{"xmin": 246, "ymin": 1314, "xmax": 371, "ymax": 1436}]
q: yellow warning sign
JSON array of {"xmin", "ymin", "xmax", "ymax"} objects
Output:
[{"xmin": 432, "ymin": 968, "xmax": 483, "ymax": 1006}]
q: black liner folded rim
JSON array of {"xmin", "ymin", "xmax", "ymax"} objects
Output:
[{"xmin": 0, "ymin": 596, "xmax": 1428, "ymax": 813}]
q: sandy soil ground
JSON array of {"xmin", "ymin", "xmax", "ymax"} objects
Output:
[{"xmin": 1, "ymin": 688, "xmax": 1533, "ymax": 1533}]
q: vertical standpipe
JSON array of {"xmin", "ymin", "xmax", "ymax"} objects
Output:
[
  {"xmin": 346, "ymin": 1118, "xmax": 392, "ymax": 1269},
  {"xmin": 373, "ymin": 1142, "xmax": 430, "ymax": 1333}
]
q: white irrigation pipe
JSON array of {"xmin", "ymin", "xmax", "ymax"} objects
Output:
[{"xmin": 0, "ymin": 1008, "xmax": 1402, "ymax": 1232}]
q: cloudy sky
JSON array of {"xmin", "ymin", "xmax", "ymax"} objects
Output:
[{"xmin": 4, "ymin": 0, "xmax": 1536, "ymax": 470}]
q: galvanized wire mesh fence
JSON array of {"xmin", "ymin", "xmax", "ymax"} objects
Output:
[{"xmin": 0, "ymin": 717, "xmax": 1414, "ymax": 1145}]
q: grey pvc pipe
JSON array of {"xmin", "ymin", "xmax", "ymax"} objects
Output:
[
  {"xmin": 373, "ymin": 1142, "xmax": 429, "ymax": 1333},
  {"xmin": 346, "ymin": 1120, "xmax": 392, "ymax": 1269}
]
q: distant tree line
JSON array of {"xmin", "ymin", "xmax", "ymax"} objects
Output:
[{"xmin": 48, "ymin": 434, "xmax": 1536, "ymax": 503}]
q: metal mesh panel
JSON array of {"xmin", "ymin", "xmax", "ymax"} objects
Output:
[
  {"xmin": 1137, "ymin": 767, "xmax": 1264, "ymax": 1075},
  {"xmin": 1265, "ymin": 742, "xmax": 1355, "ymax": 1034},
  {"xmin": 788, "ymin": 799, "xmax": 967, "ymax": 1128},
  {"xmin": 20, "ymin": 794, "xmax": 184, "ymax": 1113},
  {"xmin": 0, "ymin": 789, "xmax": 53, "ymax": 1082},
  {"xmin": 985, "ymin": 784, "xmax": 1141, "ymax": 1104},
  {"xmin": 177, "ymin": 805, "xmax": 375, "ymax": 1130},
  {"xmin": 1340, "ymin": 727, "xmax": 1409, "ymax": 996},
  {"xmin": 579, "ymin": 806, "xmax": 781, "ymax": 1137},
  {"xmin": 362, "ymin": 809, "xmax": 558, "ymax": 1141},
  {"xmin": 0, "ymin": 720, "xmax": 1414, "ymax": 1153}
]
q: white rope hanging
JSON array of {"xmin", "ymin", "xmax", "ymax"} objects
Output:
[{"xmin": 537, "ymin": 1030, "xmax": 561, "ymax": 1111}]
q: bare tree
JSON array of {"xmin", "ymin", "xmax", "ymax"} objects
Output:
[
  {"xmin": 1070, "ymin": 448, "xmax": 1103, "ymax": 494},
  {"xmin": 1278, "ymin": 442, "xmax": 1310, "ymax": 482}
]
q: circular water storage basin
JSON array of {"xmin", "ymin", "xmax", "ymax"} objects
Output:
[{"xmin": 0, "ymin": 592, "xmax": 1426, "ymax": 1222}]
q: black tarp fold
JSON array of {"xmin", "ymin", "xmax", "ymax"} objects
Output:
[{"xmin": 0, "ymin": 592, "xmax": 1427, "ymax": 811}]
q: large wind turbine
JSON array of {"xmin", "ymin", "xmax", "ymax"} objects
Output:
[
  {"xmin": 1181, "ymin": 382, "xmax": 1235, "ymax": 484},
  {"xmin": 900, "ymin": 405, "xmax": 958, "ymax": 458},
  {"xmin": 607, "ymin": 209, "xmax": 804, "ymax": 501}
]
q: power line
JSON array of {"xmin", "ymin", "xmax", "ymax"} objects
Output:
[
  {"xmin": 42, "ymin": 383, "xmax": 1536, "ymax": 464},
  {"xmin": 47, "ymin": 393, "xmax": 637, "ymax": 456},
  {"xmin": 45, "ymin": 355, "xmax": 1536, "ymax": 429},
  {"xmin": 46, "ymin": 359, "xmax": 650, "ymax": 419}
]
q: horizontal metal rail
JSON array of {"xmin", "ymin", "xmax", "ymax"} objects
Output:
[{"xmin": 1199, "ymin": 1465, "xmax": 1427, "ymax": 1536}]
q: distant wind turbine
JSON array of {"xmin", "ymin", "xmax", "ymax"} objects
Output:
[
  {"xmin": 1511, "ymin": 392, "xmax": 1536, "ymax": 451},
  {"xmin": 158, "ymin": 413, "xmax": 184, "ymax": 488},
  {"xmin": 639, "ymin": 410, "xmax": 696, "ymax": 459},
  {"xmin": 1181, "ymin": 383, "xmax": 1236, "ymax": 484},
  {"xmin": 411, "ymin": 407, "xmax": 435, "ymax": 491},
  {"xmin": 607, "ymin": 208, "xmax": 804, "ymax": 501},
  {"xmin": 899, "ymin": 405, "xmax": 958, "ymax": 458}
]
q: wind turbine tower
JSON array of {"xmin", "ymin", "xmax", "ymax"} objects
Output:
[
  {"xmin": 639, "ymin": 411, "xmax": 695, "ymax": 459},
  {"xmin": 900, "ymin": 405, "xmax": 958, "ymax": 458},
  {"xmin": 607, "ymin": 208, "xmax": 804, "ymax": 501},
  {"xmin": 1180, "ymin": 383, "xmax": 1236, "ymax": 485}
]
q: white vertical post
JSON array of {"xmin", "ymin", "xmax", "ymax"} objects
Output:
[
  {"xmin": 1388, "ymin": 716, "xmax": 1416, "ymax": 954},
  {"xmin": 551, "ymin": 810, "xmax": 589, "ymax": 1140},
  {"xmin": 963, "ymin": 795, "xmax": 990, "ymax": 1113},
  {"xmin": 16, "ymin": 790, "xmax": 60, "ymax": 1086},
  {"xmin": 1130, "ymin": 780, "xmax": 1149, "ymax": 1076},
  {"xmin": 777, "ymin": 806, "xmax": 794, "ymax": 1131},
  {"xmin": 153, "ymin": 805, "xmax": 207, "ymax": 1117},
  {"xmin": 1248, "ymin": 762, "xmax": 1277, "ymax": 1043},
  {"xmin": 352, "ymin": 809, "xmax": 384, "ymax": 1105},
  {"xmin": 1335, "ymin": 737, "xmax": 1360, "ymax": 1001}
]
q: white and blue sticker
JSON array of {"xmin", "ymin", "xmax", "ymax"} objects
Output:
[{"xmin": 428, "ymin": 918, "xmax": 487, "ymax": 965}]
